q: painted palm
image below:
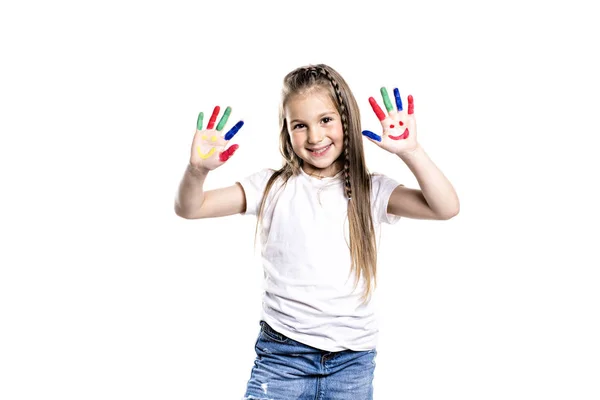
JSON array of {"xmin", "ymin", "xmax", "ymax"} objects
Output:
[
  {"xmin": 362, "ymin": 87, "xmax": 418, "ymax": 156},
  {"xmin": 191, "ymin": 105, "xmax": 244, "ymax": 170}
]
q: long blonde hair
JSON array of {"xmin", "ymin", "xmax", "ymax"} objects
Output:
[{"xmin": 255, "ymin": 64, "xmax": 378, "ymax": 303}]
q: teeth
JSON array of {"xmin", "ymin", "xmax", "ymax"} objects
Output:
[{"xmin": 313, "ymin": 145, "xmax": 330, "ymax": 154}]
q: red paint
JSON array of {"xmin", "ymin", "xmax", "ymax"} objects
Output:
[
  {"xmin": 407, "ymin": 95, "xmax": 414, "ymax": 115},
  {"xmin": 369, "ymin": 97, "xmax": 386, "ymax": 121},
  {"xmin": 219, "ymin": 144, "xmax": 239, "ymax": 162},
  {"xmin": 399, "ymin": 121, "xmax": 404, "ymax": 126},
  {"xmin": 389, "ymin": 124, "xmax": 395, "ymax": 128},
  {"xmin": 207, "ymin": 106, "xmax": 220, "ymax": 130},
  {"xmin": 389, "ymin": 128, "xmax": 409, "ymax": 140}
]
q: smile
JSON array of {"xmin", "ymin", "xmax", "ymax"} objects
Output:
[
  {"xmin": 389, "ymin": 128, "xmax": 409, "ymax": 140},
  {"xmin": 197, "ymin": 146, "xmax": 216, "ymax": 159},
  {"xmin": 308, "ymin": 144, "xmax": 332, "ymax": 157}
]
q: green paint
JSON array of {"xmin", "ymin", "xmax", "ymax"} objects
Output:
[
  {"xmin": 380, "ymin": 87, "xmax": 393, "ymax": 112},
  {"xmin": 216, "ymin": 106, "xmax": 231, "ymax": 131},
  {"xmin": 196, "ymin": 112, "xmax": 204, "ymax": 130}
]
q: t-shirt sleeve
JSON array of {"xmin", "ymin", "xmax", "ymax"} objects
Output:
[
  {"xmin": 371, "ymin": 173, "xmax": 403, "ymax": 225},
  {"xmin": 237, "ymin": 168, "xmax": 275, "ymax": 216}
]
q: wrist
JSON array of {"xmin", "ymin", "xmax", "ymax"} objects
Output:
[
  {"xmin": 396, "ymin": 143, "xmax": 424, "ymax": 160},
  {"xmin": 187, "ymin": 163, "xmax": 210, "ymax": 177}
]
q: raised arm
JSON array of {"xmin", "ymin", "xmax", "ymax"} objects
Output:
[
  {"xmin": 363, "ymin": 88, "xmax": 459, "ymax": 220},
  {"xmin": 174, "ymin": 106, "xmax": 247, "ymax": 219}
]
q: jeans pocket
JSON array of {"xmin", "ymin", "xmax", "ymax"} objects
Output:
[{"xmin": 260, "ymin": 321, "xmax": 289, "ymax": 343}]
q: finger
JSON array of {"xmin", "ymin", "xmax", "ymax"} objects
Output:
[
  {"xmin": 196, "ymin": 112, "xmax": 204, "ymax": 130},
  {"xmin": 224, "ymin": 120, "xmax": 244, "ymax": 141},
  {"xmin": 219, "ymin": 144, "xmax": 240, "ymax": 162},
  {"xmin": 216, "ymin": 106, "xmax": 232, "ymax": 131},
  {"xmin": 368, "ymin": 97, "xmax": 386, "ymax": 121},
  {"xmin": 362, "ymin": 130, "xmax": 382, "ymax": 142},
  {"xmin": 393, "ymin": 88, "xmax": 403, "ymax": 111},
  {"xmin": 407, "ymin": 95, "xmax": 414, "ymax": 115},
  {"xmin": 380, "ymin": 87, "xmax": 394, "ymax": 113},
  {"xmin": 206, "ymin": 106, "xmax": 220, "ymax": 130}
]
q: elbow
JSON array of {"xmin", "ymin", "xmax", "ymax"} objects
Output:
[
  {"xmin": 174, "ymin": 204, "xmax": 200, "ymax": 220},
  {"xmin": 440, "ymin": 209, "xmax": 459, "ymax": 220},
  {"xmin": 439, "ymin": 204, "xmax": 460, "ymax": 220}
]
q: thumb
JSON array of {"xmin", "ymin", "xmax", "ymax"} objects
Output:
[
  {"xmin": 219, "ymin": 144, "xmax": 240, "ymax": 162},
  {"xmin": 362, "ymin": 130, "xmax": 382, "ymax": 142}
]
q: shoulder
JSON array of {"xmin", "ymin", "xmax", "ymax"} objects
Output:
[
  {"xmin": 239, "ymin": 168, "xmax": 276, "ymax": 188},
  {"xmin": 369, "ymin": 172, "xmax": 403, "ymax": 224},
  {"xmin": 370, "ymin": 172, "xmax": 403, "ymax": 196},
  {"xmin": 237, "ymin": 168, "xmax": 279, "ymax": 216}
]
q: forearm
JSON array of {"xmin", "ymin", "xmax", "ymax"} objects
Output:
[
  {"xmin": 398, "ymin": 145, "xmax": 460, "ymax": 218},
  {"xmin": 174, "ymin": 164, "xmax": 210, "ymax": 218}
]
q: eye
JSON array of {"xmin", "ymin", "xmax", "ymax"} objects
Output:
[
  {"xmin": 292, "ymin": 123, "xmax": 306, "ymax": 130},
  {"xmin": 322, "ymin": 117, "xmax": 333, "ymax": 123}
]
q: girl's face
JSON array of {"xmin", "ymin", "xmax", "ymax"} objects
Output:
[{"xmin": 285, "ymin": 89, "xmax": 344, "ymax": 177}]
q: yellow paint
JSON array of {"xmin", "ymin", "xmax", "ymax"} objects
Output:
[
  {"xmin": 211, "ymin": 135, "xmax": 217, "ymax": 142},
  {"xmin": 201, "ymin": 134, "xmax": 208, "ymax": 140},
  {"xmin": 197, "ymin": 146, "xmax": 216, "ymax": 159}
]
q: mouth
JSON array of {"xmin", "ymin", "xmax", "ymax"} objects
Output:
[
  {"xmin": 307, "ymin": 143, "xmax": 332, "ymax": 156},
  {"xmin": 389, "ymin": 128, "xmax": 409, "ymax": 140},
  {"xmin": 197, "ymin": 146, "xmax": 216, "ymax": 159}
]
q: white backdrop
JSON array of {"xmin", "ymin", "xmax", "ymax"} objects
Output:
[{"xmin": 1, "ymin": 0, "xmax": 599, "ymax": 399}]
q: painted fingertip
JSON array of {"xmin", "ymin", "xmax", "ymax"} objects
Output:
[
  {"xmin": 380, "ymin": 87, "xmax": 394, "ymax": 112},
  {"xmin": 197, "ymin": 112, "xmax": 204, "ymax": 130},
  {"xmin": 362, "ymin": 130, "xmax": 382, "ymax": 142},
  {"xmin": 407, "ymin": 95, "xmax": 414, "ymax": 115},
  {"xmin": 206, "ymin": 105, "xmax": 220, "ymax": 129},
  {"xmin": 393, "ymin": 88, "xmax": 403, "ymax": 111},
  {"xmin": 224, "ymin": 120, "xmax": 244, "ymax": 141},
  {"xmin": 219, "ymin": 144, "xmax": 240, "ymax": 162},
  {"xmin": 368, "ymin": 97, "xmax": 386, "ymax": 121},
  {"xmin": 216, "ymin": 106, "xmax": 232, "ymax": 131}
]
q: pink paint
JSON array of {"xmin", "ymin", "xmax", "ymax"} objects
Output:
[
  {"xmin": 219, "ymin": 144, "xmax": 239, "ymax": 162},
  {"xmin": 369, "ymin": 97, "xmax": 386, "ymax": 121},
  {"xmin": 207, "ymin": 106, "xmax": 220, "ymax": 130},
  {"xmin": 389, "ymin": 128, "xmax": 409, "ymax": 140},
  {"xmin": 407, "ymin": 95, "xmax": 414, "ymax": 115}
]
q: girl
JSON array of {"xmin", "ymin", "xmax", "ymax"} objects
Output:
[{"xmin": 175, "ymin": 64, "xmax": 459, "ymax": 400}]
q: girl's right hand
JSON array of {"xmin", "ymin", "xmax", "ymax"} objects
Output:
[{"xmin": 190, "ymin": 105, "xmax": 244, "ymax": 171}]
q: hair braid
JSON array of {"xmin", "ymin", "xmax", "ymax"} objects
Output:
[{"xmin": 313, "ymin": 66, "xmax": 352, "ymax": 199}]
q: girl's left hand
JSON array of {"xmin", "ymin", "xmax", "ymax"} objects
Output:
[{"xmin": 362, "ymin": 87, "xmax": 419, "ymax": 156}]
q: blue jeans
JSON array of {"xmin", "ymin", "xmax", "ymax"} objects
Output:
[{"xmin": 243, "ymin": 321, "xmax": 377, "ymax": 400}]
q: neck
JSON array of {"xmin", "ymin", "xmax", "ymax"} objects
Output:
[{"xmin": 302, "ymin": 161, "xmax": 343, "ymax": 179}]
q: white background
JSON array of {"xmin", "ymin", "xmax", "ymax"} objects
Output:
[{"xmin": 1, "ymin": 0, "xmax": 599, "ymax": 399}]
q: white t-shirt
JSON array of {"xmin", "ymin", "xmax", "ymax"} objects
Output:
[{"xmin": 238, "ymin": 167, "xmax": 401, "ymax": 351}]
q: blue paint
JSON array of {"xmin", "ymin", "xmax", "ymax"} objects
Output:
[
  {"xmin": 224, "ymin": 120, "xmax": 244, "ymax": 141},
  {"xmin": 394, "ymin": 88, "xmax": 403, "ymax": 111},
  {"xmin": 362, "ymin": 130, "xmax": 381, "ymax": 142}
]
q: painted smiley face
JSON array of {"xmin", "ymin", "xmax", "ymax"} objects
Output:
[
  {"xmin": 196, "ymin": 134, "xmax": 220, "ymax": 159},
  {"xmin": 387, "ymin": 121, "xmax": 409, "ymax": 140}
]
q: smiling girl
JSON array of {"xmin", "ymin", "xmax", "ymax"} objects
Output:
[{"xmin": 175, "ymin": 64, "xmax": 459, "ymax": 400}]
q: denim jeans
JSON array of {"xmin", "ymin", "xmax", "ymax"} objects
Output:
[{"xmin": 243, "ymin": 321, "xmax": 377, "ymax": 400}]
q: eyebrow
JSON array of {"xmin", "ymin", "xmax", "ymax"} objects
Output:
[{"xmin": 289, "ymin": 111, "xmax": 337, "ymax": 124}]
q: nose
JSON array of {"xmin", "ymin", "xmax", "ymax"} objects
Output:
[{"xmin": 307, "ymin": 127, "xmax": 325, "ymax": 144}]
